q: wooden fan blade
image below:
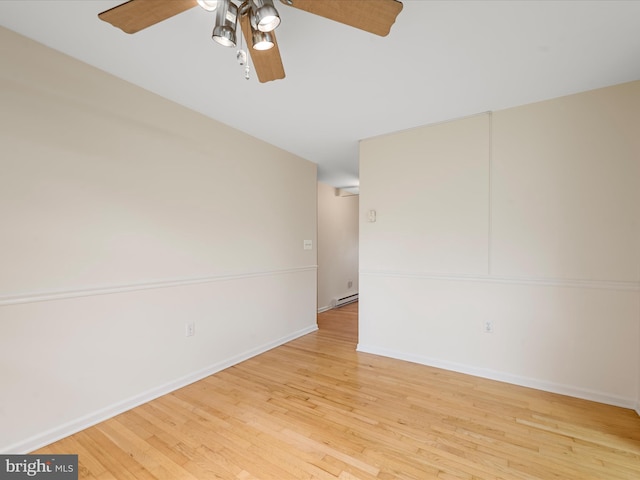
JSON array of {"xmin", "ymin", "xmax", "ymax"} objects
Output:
[
  {"xmin": 98, "ymin": 0, "xmax": 198, "ymax": 34},
  {"xmin": 240, "ymin": 13, "xmax": 286, "ymax": 83},
  {"xmin": 280, "ymin": 0, "xmax": 403, "ymax": 37}
]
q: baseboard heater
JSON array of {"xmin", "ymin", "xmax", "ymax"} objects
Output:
[{"xmin": 335, "ymin": 293, "xmax": 358, "ymax": 307}]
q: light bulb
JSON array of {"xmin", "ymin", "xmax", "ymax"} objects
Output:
[{"xmin": 197, "ymin": 0, "xmax": 218, "ymax": 12}]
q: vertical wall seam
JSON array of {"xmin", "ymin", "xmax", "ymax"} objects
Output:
[{"xmin": 488, "ymin": 111, "xmax": 493, "ymax": 276}]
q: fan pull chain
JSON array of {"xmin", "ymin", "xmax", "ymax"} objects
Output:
[
  {"xmin": 237, "ymin": 49, "xmax": 247, "ymax": 65},
  {"xmin": 236, "ymin": 14, "xmax": 250, "ymax": 80},
  {"xmin": 237, "ymin": 48, "xmax": 250, "ymax": 80}
]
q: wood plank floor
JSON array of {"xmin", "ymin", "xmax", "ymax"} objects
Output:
[{"xmin": 37, "ymin": 302, "xmax": 640, "ymax": 479}]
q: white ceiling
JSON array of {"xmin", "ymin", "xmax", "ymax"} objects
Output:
[{"xmin": 1, "ymin": 1, "xmax": 639, "ymax": 188}]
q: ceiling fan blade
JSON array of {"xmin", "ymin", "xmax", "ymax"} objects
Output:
[
  {"xmin": 240, "ymin": 13, "xmax": 286, "ymax": 83},
  {"xmin": 280, "ymin": 0, "xmax": 403, "ymax": 37},
  {"xmin": 98, "ymin": 0, "xmax": 198, "ymax": 34}
]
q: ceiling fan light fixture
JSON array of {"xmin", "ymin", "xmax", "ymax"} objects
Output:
[
  {"xmin": 197, "ymin": 0, "xmax": 218, "ymax": 12},
  {"xmin": 253, "ymin": 0, "xmax": 280, "ymax": 32},
  {"xmin": 212, "ymin": 0, "xmax": 238, "ymax": 47},
  {"xmin": 213, "ymin": 25, "xmax": 236, "ymax": 46},
  {"xmin": 252, "ymin": 28, "xmax": 274, "ymax": 50}
]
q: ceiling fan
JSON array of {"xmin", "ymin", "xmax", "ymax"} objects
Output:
[{"xmin": 98, "ymin": 0, "xmax": 403, "ymax": 83}]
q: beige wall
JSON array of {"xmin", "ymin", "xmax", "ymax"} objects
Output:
[
  {"xmin": 0, "ymin": 28, "xmax": 317, "ymax": 452},
  {"xmin": 359, "ymin": 82, "xmax": 640, "ymax": 408},
  {"xmin": 317, "ymin": 182, "xmax": 359, "ymax": 311},
  {"xmin": 359, "ymin": 114, "xmax": 490, "ymax": 275}
]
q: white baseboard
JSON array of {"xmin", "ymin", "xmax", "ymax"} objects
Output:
[
  {"xmin": 5, "ymin": 325, "xmax": 318, "ymax": 454},
  {"xmin": 317, "ymin": 305, "xmax": 332, "ymax": 313},
  {"xmin": 357, "ymin": 343, "xmax": 636, "ymax": 410}
]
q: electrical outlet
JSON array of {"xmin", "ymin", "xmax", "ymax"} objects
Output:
[
  {"xmin": 185, "ymin": 322, "xmax": 195, "ymax": 337},
  {"xmin": 483, "ymin": 321, "xmax": 493, "ymax": 334}
]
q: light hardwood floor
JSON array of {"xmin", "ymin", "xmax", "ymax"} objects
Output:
[{"xmin": 37, "ymin": 302, "xmax": 640, "ymax": 479}]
